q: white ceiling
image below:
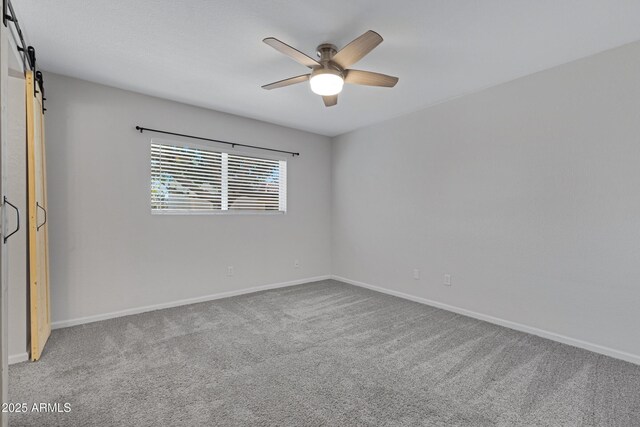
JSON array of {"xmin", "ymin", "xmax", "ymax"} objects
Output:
[{"xmin": 13, "ymin": 0, "xmax": 640, "ymax": 136}]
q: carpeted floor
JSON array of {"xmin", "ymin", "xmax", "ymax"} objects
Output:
[{"xmin": 9, "ymin": 280, "xmax": 640, "ymax": 426}]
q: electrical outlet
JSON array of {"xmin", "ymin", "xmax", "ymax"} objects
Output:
[
  {"xmin": 227, "ymin": 266, "xmax": 234, "ymax": 277},
  {"xmin": 294, "ymin": 259, "xmax": 300, "ymax": 268},
  {"xmin": 444, "ymin": 274, "xmax": 451, "ymax": 286},
  {"xmin": 413, "ymin": 269, "xmax": 420, "ymax": 280}
]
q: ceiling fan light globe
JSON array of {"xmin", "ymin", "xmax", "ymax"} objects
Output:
[{"xmin": 309, "ymin": 71, "xmax": 344, "ymax": 96}]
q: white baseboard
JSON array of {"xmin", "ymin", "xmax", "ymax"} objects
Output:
[
  {"xmin": 52, "ymin": 275, "xmax": 331, "ymax": 330},
  {"xmin": 48, "ymin": 274, "xmax": 640, "ymax": 366},
  {"xmin": 332, "ymin": 275, "xmax": 640, "ymax": 366},
  {"xmin": 9, "ymin": 352, "xmax": 29, "ymax": 365}
]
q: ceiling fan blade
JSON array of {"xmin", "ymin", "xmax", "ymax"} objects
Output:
[
  {"xmin": 262, "ymin": 74, "xmax": 310, "ymax": 90},
  {"xmin": 344, "ymin": 70, "xmax": 398, "ymax": 87},
  {"xmin": 263, "ymin": 37, "xmax": 320, "ymax": 68},
  {"xmin": 323, "ymin": 95, "xmax": 338, "ymax": 107},
  {"xmin": 332, "ymin": 30, "xmax": 383, "ymax": 69}
]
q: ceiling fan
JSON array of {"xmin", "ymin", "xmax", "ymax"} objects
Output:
[{"xmin": 261, "ymin": 30, "xmax": 398, "ymax": 107}]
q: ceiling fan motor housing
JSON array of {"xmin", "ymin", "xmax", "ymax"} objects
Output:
[
  {"xmin": 317, "ymin": 43, "xmax": 338, "ymax": 60},
  {"xmin": 316, "ymin": 43, "xmax": 342, "ymax": 71},
  {"xmin": 311, "ymin": 43, "xmax": 344, "ymax": 96}
]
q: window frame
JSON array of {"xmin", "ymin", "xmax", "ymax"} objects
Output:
[{"xmin": 149, "ymin": 138, "xmax": 288, "ymax": 216}]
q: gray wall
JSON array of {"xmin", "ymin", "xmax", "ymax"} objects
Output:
[
  {"xmin": 44, "ymin": 73, "xmax": 332, "ymax": 325},
  {"xmin": 7, "ymin": 74, "xmax": 27, "ymax": 362},
  {"xmin": 332, "ymin": 41, "xmax": 640, "ymax": 359},
  {"xmin": 40, "ymin": 40, "xmax": 640, "ymax": 363}
]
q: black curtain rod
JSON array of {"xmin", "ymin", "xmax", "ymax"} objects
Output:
[{"xmin": 135, "ymin": 126, "xmax": 300, "ymax": 157}]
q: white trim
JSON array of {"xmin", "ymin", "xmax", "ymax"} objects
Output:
[
  {"xmin": 332, "ymin": 275, "xmax": 640, "ymax": 366},
  {"xmin": 8, "ymin": 352, "xmax": 28, "ymax": 365},
  {"xmin": 51, "ymin": 276, "xmax": 331, "ymax": 330},
  {"xmin": 221, "ymin": 152, "xmax": 229, "ymax": 211},
  {"xmin": 278, "ymin": 160, "xmax": 287, "ymax": 212},
  {"xmin": 150, "ymin": 209, "xmax": 285, "ymax": 216}
]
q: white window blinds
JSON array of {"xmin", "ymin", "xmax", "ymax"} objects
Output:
[{"xmin": 151, "ymin": 141, "xmax": 287, "ymax": 213}]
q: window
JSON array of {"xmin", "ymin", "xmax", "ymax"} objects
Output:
[{"xmin": 151, "ymin": 141, "xmax": 287, "ymax": 213}]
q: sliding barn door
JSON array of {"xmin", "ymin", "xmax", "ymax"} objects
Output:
[{"xmin": 26, "ymin": 70, "xmax": 50, "ymax": 361}]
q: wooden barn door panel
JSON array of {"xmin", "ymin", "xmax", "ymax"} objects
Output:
[{"xmin": 26, "ymin": 70, "xmax": 50, "ymax": 361}]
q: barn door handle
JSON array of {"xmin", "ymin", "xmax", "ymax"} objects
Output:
[
  {"xmin": 36, "ymin": 202, "xmax": 47, "ymax": 231},
  {"xmin": 4, "ymin": 197, "xmax": 20, "ymax": 243}
]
